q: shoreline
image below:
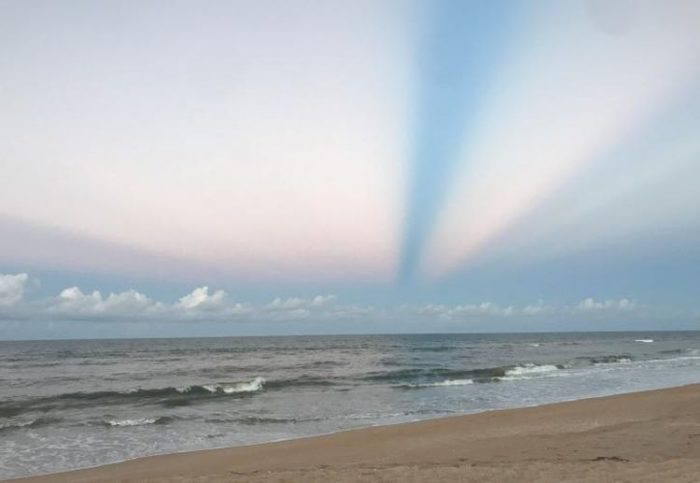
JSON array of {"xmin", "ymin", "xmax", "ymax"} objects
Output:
[
  {"xmin": 0, "ymin": 384, "xmax": 668, "ymax": 479},
  {"xmin": 9, "ymin": 383, "xmax": 700, "ymax": 482}
]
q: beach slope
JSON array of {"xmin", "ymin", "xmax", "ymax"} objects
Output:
[{"xmin": 12, "ymin": 384, "xmax": 700, "ymax": 482}]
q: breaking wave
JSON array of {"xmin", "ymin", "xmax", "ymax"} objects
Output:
[
  {"xmin": 181, "ymin": 377, "xmax": 266, "ymax": 395},
  {"xmin": 399, "ymin": 378, "xmax": 474, "ymax": 389},
  {"xmin": 365, "ymin": 366, "xmax": 511, "ymax": 384},
  {"xmin": 503, "ymin": 364, "xmax": 562, "ymax": 378},
  {"xmin": 0, "ymin": 417, "xmax": 59, "ymax": 432},
  {"xmin": 104, "ymin": 416, "xmax": 172, "ymax": 427},
  {"xmin": 391, "ymin": 363, "xmax": 569, "ymax": 389},
  {"xmin": 0, "ymin": 377, "xmax": 267, "ymax": 416}
]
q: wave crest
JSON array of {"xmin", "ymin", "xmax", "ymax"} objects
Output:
[
  {"xmin": 178, "ymin": 377, "xmax": 266, "ymax": 395},
  {"xmin": 106, "ymin": 417, "xmax": 161, "ymax": 427},
  {"xmin": 0, "ymin": 417, "xmax": 59, "ymax": 432},
  {"xmin": 399, "ymin": 378, "xmax": 474, "ymax": 389},
  {"xmin": 0, "ymin": 377, "xmax": 268, "ymax": 416},
  {"xmin": 504, "ymin": 364, "xmax": 561, "ymax": 377}
]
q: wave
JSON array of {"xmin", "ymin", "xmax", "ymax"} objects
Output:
[
  {"xmin": 0, "ymin": 374, "xmax": 345, "ymax": 419},
  {"xmin": 591, "ymin": 355, "xmax": 632, "ymax": 365},
  {"xmin": 398, "ymin": 378, "xmax": 474, "ymax": 389},
  {"xmin": 363, "ymin": 368, "xmax": 432, "ymax": 382},
  {"xmin": 576, "ymin": 354, "xmax": 632, "ymax": 365},
  {"xmin": 389, "ymin": 351, "xmax": 684, "ymax": 390},
  {"xmin": 364, "ymin": 366, "xmax": 515, "ymax": 383},
  {"xmin": 390, "ymin": 363, "xmax": 568, "ymax": 389},
  {"xmin": 503, "ymin": 364, "xmax": 562, "ymax": 378},
  {"xmin": 104, "ymin": 416, "xmax": 172, "ymax": 427},
  {"xmin": 635, "ymin": 339, "xmax": 654, "ymax": 343},
  {"xmin": 410, "ymin": 346, "xmax": 454, "ymax": 353},
  {"xmin": 1, "ymin": 373, "xmax": 358, "ymax": 419},
  {"xmin": 0, "ymin": 417, "xmax": 61, "ymax": 432},
  {"xmin": 235, "ymin": 416, "xmax": 323, "ymax": 425},
  {"xmin": 181, "ymin": 377, "xmax": 265, "ymax": 395},
  {"xmin": 1, "ymin": 361, "xmax": 64, "ymax": 369},
  {"xmin": 0, "ymin": 377, "xmax": 267, "ymax": 416},
  {"xmin": 100, "ymin": 414, "xmax": 324, "ymax": 428},
  {"xmin": 265, "ymin": 375, "xmax": 337, "ymax": 389}
]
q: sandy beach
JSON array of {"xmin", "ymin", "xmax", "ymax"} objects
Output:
[{"xmin": 10, "ymin": 383, "xmax": 700, "ymax": 482}]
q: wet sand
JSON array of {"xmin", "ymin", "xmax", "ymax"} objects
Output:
[{"xmin": 11, "ymin": 384, "xmax": 700, "ymax": 482}]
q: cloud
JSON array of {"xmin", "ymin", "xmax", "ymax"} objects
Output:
[
  {"xmin": 45, "ymin": 285, "xmax": 247, "ymax": 321},
  {"xmin": 0, "ymin": 273, "xmax": 364, "ymax": 323},
  {"xmin": 522, "ymin": 302, "xmax": 555, "ymax": 316},
  {"xmin": 177, "ymin": 287, "xmax": 226, "ymax": 311},
  {"xmin": 48, "ymin": 287, "xmax": 163, "ymax": 319},
  {"xmin": 417, "ymin": 302, "xmax": 523, "ymax": 320},
  {"xmin": 414, "ymin": 298, "xmax": 638, "ymax": 321},
  {"xmin": 0, "ymin": 273, "xmax": 29, "ymax": 307},
  {"xmin": 265, "ymin": 295, "xmax": 349, "ymax": 320},
  {"xmin": 267, "ymin": 295, "xmax": 336, "ymax": 310},
  {"xmin": 0, "ymin": 272, "xmax": 652, "ymax": 326},
  {"xmin": 574, "ymin": 297, "xmax": 637, "ymax": 312},
  {"xmin": 175, "ymin": 287, "xmax": 253, "ymax": 319}
]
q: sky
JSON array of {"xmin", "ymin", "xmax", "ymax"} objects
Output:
[{"xmin": 1, "ymin": 0, "xmax": 699, "ymax": 339}]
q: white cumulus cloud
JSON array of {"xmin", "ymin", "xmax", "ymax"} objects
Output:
[
  {"xmin": 0, "ymin": 273, "xmax": 353, "ymax": 322},
  {"xmin": 264, "ymin": 295, "xmax": 342, "ymax": 320},
  {"xmin": 48, "ymin": 287, "xmax": 162, "ymax": 319},
  {"xmin": 0, "ymin": 273, "xmax": 29, "ymax": 307},
  {"xmin": 177, "ymin": 286, "xmax": 227, "ymax": 311}
]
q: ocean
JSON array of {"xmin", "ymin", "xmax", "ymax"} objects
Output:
[{"xmin": 1, "ymin": 331, "xmax": 699, "ymax": 479}]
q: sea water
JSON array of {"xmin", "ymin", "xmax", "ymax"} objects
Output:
[{"xmin": 1, "ymin": 331, "xmax": 699, "ymax": 479}]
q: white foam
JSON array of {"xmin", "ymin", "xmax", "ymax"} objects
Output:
[
  {"xmin": 635, "ymin": 339, "xmax": 654, "ymax": 343},
  {"xmin": 176, "ymin": 378, "xmax": 265, "ymax": 394},
  {"xmin": 221, "ymin": 377, "xmax": 266, "ymax": 394},
  {"xmin": 107, "ymin": 418, "xmax": 157, "ymax": 427},
  {"xmin": 426, "ymin": 379, "xmax": 473, "ymax": 387},
  {"xmin": 505, "ymin": 364, "xmax": 560, "ymax": 377},
  {"xmin": 403, "ymin": 379, "xmax": 474, "ymax": 388}
]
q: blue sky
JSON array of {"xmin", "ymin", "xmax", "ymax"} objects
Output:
[{"xmin": 1, "ymin": 0, "xmax": 699, "ymax": 339}]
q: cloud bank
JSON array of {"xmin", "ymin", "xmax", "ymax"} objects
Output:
[
  {"xmin": 0, "ymin": 272, "xmax": 656, "ymax": 326},
  {"xmin": 414, "ymin": 298, "xmax": 638, "ymax": 321},
  {"xmin": 0, "ymin": 273, "xmax": 371, "ymax": 323}
]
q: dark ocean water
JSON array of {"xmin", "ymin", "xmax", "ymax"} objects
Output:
[{"xmin": 1, "ymin": 331, "xmax": 700, "ymax": 479}]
